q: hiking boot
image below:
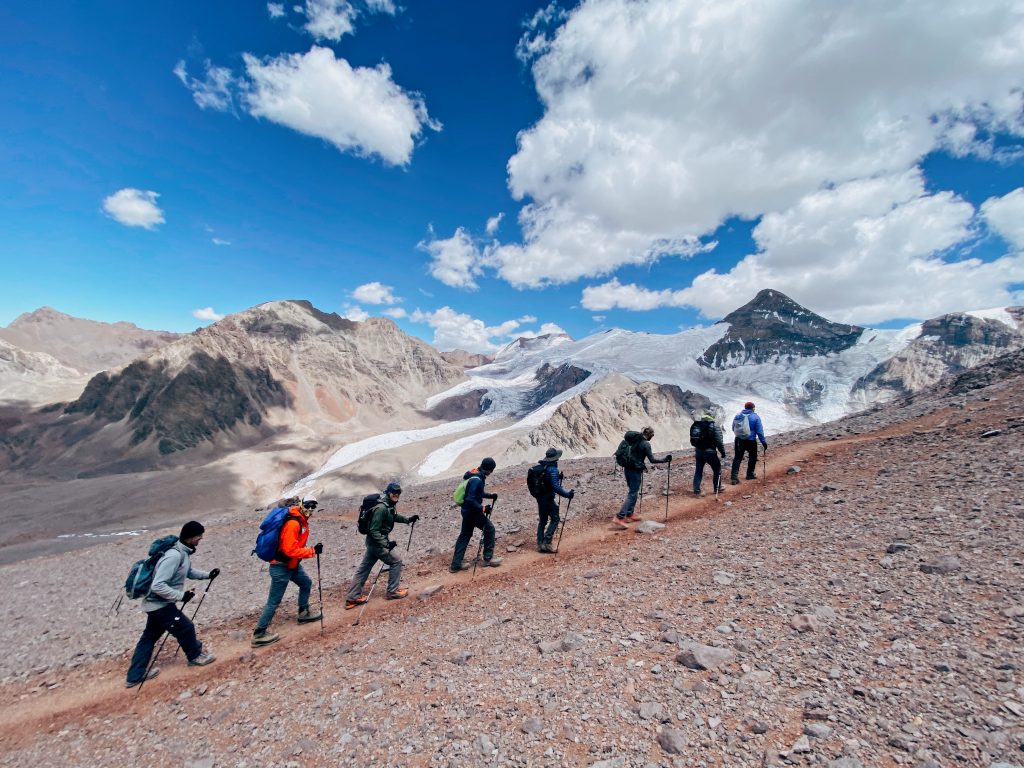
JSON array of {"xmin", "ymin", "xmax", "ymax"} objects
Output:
[
  {"xmin": 345, "ymin": 596, "xmax": 368, "ymax": 610},
  {"xmin": 746, "ymin": 474, "xmax": 757, "ymax": 480},
  {"xmin": 612, "ymin": 516, "xmax": 630, "ymax": 529},
  {"xmin": 188, "ymin": 651, "xmax": 216, "ymax": 667},
  {"xmin": 385, "ymin": 588, "xmax": 409, "ymax": 600},
  {"xmin": 125, "ymin": 667, "xmax": 159, "ymax": 688},
  {"xmin": 730, "ymin": 477, "xmax": 740, "ymax": 485},
  {"xmin": 449, "ymin": 563, "xmax": 471, "ymax": 573},
  {"xmin": 297, "ymin": 607, "xmax": 322, "ymax": 623},
  {"xmin": 251, "ymin": 630, "xmax": 280, "ymax": 647},
  {"xmin": 482, "ymin": 557, "xmax": 503, "ymax": 567},
  {"xmin": 539, "ymin": 542, "xmax": 556, "ymax": 554},
  {"xmin": 623, "ymin": 514, "xmax": 642, "ymax": 523},
  {"xmin": 693, "ymin": 489, "xmax": 702, "ymax": 496}
]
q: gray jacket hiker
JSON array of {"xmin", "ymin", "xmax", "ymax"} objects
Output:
[
  {"xmin": 346, "ymin": 482, "xmax": 418, "ymax": 606},
  {"xmin": 616, "ymin": 427, "xmax": 672, "ymax": 523},
  {"xmin": 126, "ymin": 521, "xmax": 217, "ymax": 687}
]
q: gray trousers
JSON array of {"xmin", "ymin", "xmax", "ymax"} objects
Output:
[{"xmin": 347, "ymin": 545, "xmax": 402, "ymax": 600}]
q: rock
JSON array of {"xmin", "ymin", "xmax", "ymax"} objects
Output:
[
  {"xmin": 712, "ymin": 570, "xmax": 736, "ymax": 586},
  {"xmin": 657, "ymin": 727, "xmax": 687, "ymax": 754},
  {"xmin": 184, "ymin": 759, "xmax": 214, "ymax": 768},
  {"xmin": 938, "ymin": 612, "xmax": 957, "ymax": 625},
  {"xmin": 811, "ymin": 605, "xmax": 837, "ymax": 621},
  {"xmin": 475, "ymin": 734, "xmax": 495, "ymax": 754},
  {"xmin": 879, "ymin": 556, "xmax": 897, "ymax": 569},
  {"xmin": 1001, "ymin": 700, "xmax": 1023, "ymax": 717},
  {"xmin": 886, "ymin": 542, "xmax": 912, "ymax": 554},
  {"xmin": 980, "ymin": 429, "xmax": 1002, "ymax": 438},
  {"xmin": 449, "ymin": 650, "xmax": 472, "ymax": 666},
  {"xmin": 828, "ymin": 759, "xmax": 864, "ymax": 768},
  {"xmin": 538, "ymin": 640, "xmax": 561, "ymax": 655},
  {"xmin": 752, "ymin": 721, "xmax": 769, "ymax": 734},
  {"xmin": 804, "ymin": 723, "xmax": 833, "ymax": 739},
  {"xmin": 1001, "ymin": 605, "xmax": 1024, "ymax": 619},
  {"xmin": 920, "ymin": 555, "xmax": 961, "ymax": 574},
  {"xmin": 786, "ymin": 466, "xmax": 801, "ymax": 474},
  {"xmin": 676, "ymin": 644, "xmax": 734, "ymax": 670},
  {"xmin": 661, "ymin": 629, "xmax": 680, "ymax": 644},
  {"xmin": 589, "ymin": 760, "xmax": 625, "ymax": 768},
  {"xmin": 635, "ymin": 520, "xmax": 666, "ymax": 534},
  {"xmin": 790, "ymin": 614, "xmax": 821, "ymax": 633},
  {"xmin": 638, "ymin": 702, "xmax": 666, "ymax": 721},
  {"xmin": 789, "ymin": 735, "xmax": 811, "ymax": 753},
  {"xmin": 417, "ymin": 585, "xmax": 443, "ymax": 599},
  {"xmin": 522, "ymin": 716, "xmax": 543, "ymax": 735}
]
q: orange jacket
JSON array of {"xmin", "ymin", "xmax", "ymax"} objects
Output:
[{"xmin": 272, "ymin": 507, "xmax": 314, "ymax": 568}]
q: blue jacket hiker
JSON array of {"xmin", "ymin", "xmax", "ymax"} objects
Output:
[
  {"xmin": 450, "ymin": 457, "xmax": 502, "ymax": 571},
  {"xmin": 730, "ymin": 402, "xmax": 768, "ymax": 483},
  {"xmin": 346, "ymin": 482, "xmax": 418, "ymax": 608},
  {"xmin": 125, "ymin": 521, "xmax": 218, "ymax": 688},
  {"xmin": 536, "ymin": 447, "xmax": 574, "ymax": 553}
]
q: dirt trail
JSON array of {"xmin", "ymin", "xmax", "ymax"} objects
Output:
[{"xmin": 0, "ymin": 408, "xmax": 947, "ymax": 746}]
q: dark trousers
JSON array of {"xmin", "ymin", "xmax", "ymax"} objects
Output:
[
  {"xmin": 255, "ymin": 563, "xmax": 312, "ymax": 632},
  {"xmin": 452, "ymin": 508, "xmax": 495, "ymax": 566},
  {"xmin": 536, "ymin": 494, "xmax": 560, "ymax": 546},
  {"xmin": 347, "ymin": 545, "xmax": 402, "ymax": 599},
  {"xmin": 127, "ymin": 604, "xmax": 201, "ymax": 683},
  {"xmin": 618, "ymin": 469, "xmax": 643, "ymax": 517},
  {"xmin": 731, "ymin": 438, "xmax": 758, "ymax": 479},
  {"xmin": 694, "ymin": 448, "xmax": 722, "ymax": 492}
]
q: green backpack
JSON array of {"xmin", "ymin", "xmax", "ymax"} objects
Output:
[{"xmin": 452, "ymin": 470, "xmax": 475, "ymax": 505}]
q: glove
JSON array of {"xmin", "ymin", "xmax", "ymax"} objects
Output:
[
  {"xmin": 313, "ymin": 542, "xmax": 323, "ymax": 555},
  {"xmin": 490, "ymin": 493, "xmax": 499, "ymax": 501},
  {"xmin": 567, "ymin": 489, "xmax": 575, "ymax": 499},
  {"xmin": 720, "ymin": 451, "xmax": 727, "ymax": 459},
  {"xmin": 558, "ymin": 471, "xmax": 565, "ymax": 481},
  {"xmin": 664, "ymin": 454, "xmax": 673, "ymax": 463},
  {"xmin": 484, "ymin": 504, "xmax": 493, "ymax": 515},
  {"xmin": 208, "ymin": 568, "xmax": 220, "ymax": 580},
  {"xmin": 762, "ymin": 445, "xmax": 768, "ymax": 453},
  {"xmin": 387, "ymin": 540, "xmax": 397, "ymax": 551},
  {"xmin": 181, "ymin": 590, "xmax": 195, "ymax": 605},
  {"xmin": 408, "ymin": 514, "xmax": 420, "ymax": 524}
]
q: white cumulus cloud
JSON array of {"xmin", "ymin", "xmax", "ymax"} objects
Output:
[
  {"xmin": 193, "ymin": 307, "xmax": 224, "ymax": 321},
  {"xmin": 581, "ymin": 278, "xmax": 687, "ymax": 312},
  {"xmin": 485, "ymin": 212, "xmax": 504, "ymax": 235},
  {"xmin": 102, "ymin": 188, "xmax": 165, "ymax": 230},
  {"xmin": 343, "ymin": 305, "xmax": 369, "ymax": 321},
  {"xmin": 173, "ymin": 60, "xmax": 234, "ymax": 112},
  {"xmin": 470, "ymin": 0, "xmax": 1024, "ymax": 308},
  {"xmin": 420, "ymin": 227, "xmax": 488, "ymax": 289},
  {"xmin": 981, "ymin": 187, "xmax": 1024, "ymax": 250},
  {"xmin": 211, "ymin": 238, "xmax": 231, "ymax": 246},
  {"xmin": 298, "ymin": 0, "xmax": 397, "ymax": 42},
  {"xmin": 267, "ymin": 3, "xmax": 285, "ymax": 18},
  {"xmin": 410, "ymin": 307, "xmax": 559, "ymax": 353},
  {"xmin": 383, "ymin": 307, "xmax": 406, "ymax": 319},
  {"xmin": 352, "ymin": 281, "xmax": 399, "ymax": 304},
  {"xmin": 240, "ymin": 46, "xmax": 439, "ymax": 166}
]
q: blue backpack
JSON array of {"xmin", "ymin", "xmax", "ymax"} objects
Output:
[
  {"xmin": 252, "ymin": 507, "xmax": 293, "ymax": 562},
  {"xmin": 124, "ymin": 535, "xmax": 179, "ymax": 599}
]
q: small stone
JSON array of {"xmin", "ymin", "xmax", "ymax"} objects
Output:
[
  {"xmin": 635, "ymin": 520, "xmax": 666, "ymax": 534},
  {"xmin": 184, "ymin": 759, "xmax": 214, "ymax": 768},
  {"xmin": 828, "ymin": 759, "xmax": 864, "ymax": 768},
  {"xmin": 920, "ymin": 555, "xmax": 961, "ymax": 574},
  {"xmin": 712, "ymin": 570, "xmax": 736, "ymax": 586},
  {"xmin": 790, "ymin": 614, "xmax": 821, "ymax": 633},
  {"xmin": 752, "ymin": 721, "xmax": 769, "ymax": 734},
  {"xmin": 804, "ymin": 723, "xmax": 833, "ymax": 739},
  {"xmin": 676, "ymin": 644, "xmax": 734, "ymax": 670},
  {"xmin": 522, "ymin": 716, "xmax": 543, "ymax": 735},
  {"xmin": 476, "ymin": 734, "xmax": 495, "ymax": 754},
  {"xmin": 418, "ymin": 585, "xmax": 443, "ymax": 599},
  {"xmin": 938, "ymin": 612, "xmax": 957, "ymax": 625},
  {"xmin": 789, "ymin": 735, "xmax": 811, "ymax": 753},
  {"xmin": 980, "ymin": 429, "xmax": 1002, "ymax": 438},
  {"xmin": 449, "ymin": 650, "xmax": 472, "ymax": 666},
  {"xmin": 786, "ymin": 466, "xmax": 801, "ymax": 474},
  {"xmin": 657, "ymin": 727, "xmax": 687, "ymax": 754},
  {"xmin": 886, "ymin": 542, "xmax": 912, "ymax": 554}
]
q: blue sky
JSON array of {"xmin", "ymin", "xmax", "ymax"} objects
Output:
[{"xmin": 2, "ymin": 1, "xmax": 1023, "ymax": 352}]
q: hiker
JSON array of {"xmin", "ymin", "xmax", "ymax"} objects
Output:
[
  {"xmin": 730, "ymin": 401, "xmax": 768, "ymax": 484},
  {"xmin": 614, "ymin": 427, "xmax": 672, "ymax": 528},
  {"xmin": 690, "ymin": 411, "xmax": 726, "ymax": 495},
  {"xmin": 345, "ymin": 482, "xmax": 419, "ymax": 608},
  {"xmin": 450, "ymin": 457, "xmax": 502, "ymax": 571},
  {"xmin": 125, "ymin": 521, "xmax": 217, "ymax": 687},
  {"xmin": 533, "ymin": 447, "xmax": 575, "ymax": 553},
  {"xmin": 251, "ymin": 495, "xmax": 323, "ymax": 647}
]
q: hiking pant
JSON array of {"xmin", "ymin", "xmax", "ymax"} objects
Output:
[
  {"xmin": 255, "ymin": 562, "xmax": 312, "ymax": 632},
  {"xmin": 127, "ymin": 604, "xmax": 202, "ymax": 684},
  {"xmin": 694, "ymin": 448, "xmax": 722, "ymax": 492},
  {"xmin": 347, "ymin": 545, "xmax": 402, "ymax": 599},
  {"xmin": 452, "ymin": 508, "xmax": 495, "ymax": 566},
  {"xmin": 618, "ymin": 469, "xmax": 643, "ymax": 518},
  {"xmin": 731, "ymin": 438, "xmax": 758, "ymax": 479},
  {"xmin": 537, "ymin": 494, "xmax": 560, "ymax": 546}
]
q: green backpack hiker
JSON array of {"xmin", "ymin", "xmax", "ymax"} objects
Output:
[{"xmin": 614, "ymin": 431, "xmax": 643, "ymax": 469}]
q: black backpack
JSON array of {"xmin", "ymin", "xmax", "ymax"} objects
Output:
[
  {"xmin": 357, "ymin": 494, "xmax": 382, "ymax": 535},
  {"xmin": 526, "ymin": 464, "xmax": 551, "ymax": 498},
  {"xmin": 614, "ymin": 430, "xmax": 642, "ymax": 468},
  {"xmin": 689, "ymin": 420, "xmax": 714, "ymax": 449}
]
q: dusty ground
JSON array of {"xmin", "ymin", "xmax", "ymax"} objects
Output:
[{"xmin": 0, "ymin": 361, "xmax": 1021, "ymax": 768}]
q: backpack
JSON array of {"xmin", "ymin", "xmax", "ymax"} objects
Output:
[
  {"xmin": 614, "ymin": 430, "xmax": 643, "ymax": 468},
  {"xmin": 690, "ymin": 420, "xmax": 714, "ymax": 449},
  {"xmin": 452, "ymin": 469, "xmax": 476, "ymax": 505},
  {"xmin": 732, "ymin": 412, "xmax": 752, "ymax": 439},
  {"xmin": 251, "ymin": 507, "xmax": 296, "ymax": 562},
  {"xmin": 357, "ymin": 493, "xmax": 382, "ymax": 535},
  {"xmin": 526, "ymin": 463, "xmax": 551, "ymax": 498},
  {"xmin": 124, "ymin": 535, "xmax": 179, "ymax": 599}
]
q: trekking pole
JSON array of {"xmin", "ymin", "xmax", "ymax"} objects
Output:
[
  {"xmin": 406, "ymin": 520, "xmax": 416, "ymax": 551},
  {"xmin": 316, "ymin": 551, "xmax": 324, "ymax": 635},
  {"xmin": 110, "ymin": 591, "xmax": 124, "ymax": 616},
  {"xmin": 637, "ymin": 474, "xmax": 644, "ymax": 517},
  {"xmin": 554, "ymin": 495, "xmax": 573, "ymax": 553},
  {"xmin": 664, "ymin": 459, "xmax": 672, "ymax": 522},
  {"xmin": 173, "ymin": 572, "xmax": 218, "ymax": 659},
  {"xmin": 139, "ymin": 591, "xmax": 193, "ymax": 693},
  {"xmin": 353, "ymin": 563, "xmax": 385, "ymax": 627},
  {"xmin": 762, "ymin": 448, "xmax": 767, "ymax": 483}
]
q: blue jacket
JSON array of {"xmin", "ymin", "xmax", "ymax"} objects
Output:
[
  {"xmin": 461, "ymin": 472, "xmax": 496, "ymax": 515},
  {"xmin": 736, "ymin": 408, "xmax": 768, "ymax": 447},
  {"xmin": 539, "ymin": 459, "xmax": 571, "ymax": 499}
]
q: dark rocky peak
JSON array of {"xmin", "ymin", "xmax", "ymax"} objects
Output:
[
  {"xmin": 524, "ymin": 363, "xmax": 592, "ymax": 411},
  {"xmin": 698, "ymin": 289, "xmax": 864, "ymax": 369},
  {"xmin": 921, "ymin": 312, "xmax": 1018, "ymax": 348},
  {"xmin": 236, "ymin": 300, "xmax": 357, "ymax": 341}
]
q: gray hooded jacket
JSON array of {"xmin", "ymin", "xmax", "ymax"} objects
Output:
[{"xmin": 142, "ymin": 540, "xmax": 211, "ymax": 613}]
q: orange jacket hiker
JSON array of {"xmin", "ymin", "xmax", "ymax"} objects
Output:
[{"xmin": 273, "ymin": 507, "xmax": 315, "ymax": 568}]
